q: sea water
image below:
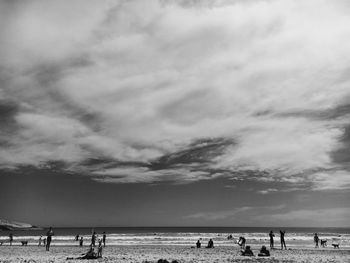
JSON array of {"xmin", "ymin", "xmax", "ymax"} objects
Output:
[{"xmin": 1, "ymin": 227, "xmax": 349, "ymax": 248}]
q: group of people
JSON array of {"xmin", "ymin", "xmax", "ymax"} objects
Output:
[
  {"xmin": 195, "ymin": 238, "xmax": 214, "ymax": 248},
  {"xmin": 241, "ymin": 245, "xmax": 270, "ymax": 257},
  {"xmin": 193, "ymin": 230, "xmax": 290, "ymax": 257},
  {"xmin": 35, "ymin": 227, "xmax": 54, "ymax": 251},
  {"xmin": 268, "ymin": 230, "xmax": 287, "ymax": 250}
]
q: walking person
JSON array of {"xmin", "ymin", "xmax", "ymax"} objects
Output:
[
  {"xmin": 280, "ymin": 230, "xmax": 287, "ymax": 250},
  {"xmin": 269, "ymin": 230, "xmax": 275, "ymax": 249},
  {"xmin": 46, "ymin": 227, "xmax": 54, "ymax": 251},
  {"xmin": 314, "ymin": 233, "xmax": 319, "ymax": 248}
]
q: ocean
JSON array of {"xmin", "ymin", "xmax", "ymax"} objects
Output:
[{"xmin": 1, "ymin": 227, "xmax": 349, "ymax": 248}]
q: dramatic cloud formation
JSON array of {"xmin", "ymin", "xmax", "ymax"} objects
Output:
[{"xmin": 1, "ymin": 0, "xmax": 350, "ymax": 191}]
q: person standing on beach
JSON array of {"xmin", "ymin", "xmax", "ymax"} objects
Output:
[
  {"xmin": 46, "ymin": 227, "xmax": 54, "ymax": 251},
  {"xmin": 9, "ymin": 233, "xmax": 13, "ymax": 246},
  {"xmin": 80, "ymin": 236, "xmax": 84, "ymax": 247},
  {"xmin": 91, "ymin": 231, "xmax": 97, "ymax": 247},
  {"xmin": 102, "ymin": 232, "xmax": 106, "ymax": 247},
  {"xmin": 38, "ymin": 236, "xmax": 42, "ymax": 246},
  {"xmin": 269, "ymin": 231, "xmax": 275, "ymax": 249},
  {"xmin": 314, "ymin": 233, "xmax": 319, "ymax": 248},
  {"xmin": 280, "ymin": 230, "xmax": 287, "ymax": 250}
]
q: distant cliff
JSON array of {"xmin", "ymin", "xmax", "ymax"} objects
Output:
[{"xmin": 0, "ymin": 219, "xmax": 42, "ymax": 230}]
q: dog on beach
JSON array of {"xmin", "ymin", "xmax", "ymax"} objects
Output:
[
  {"xmin": 332, "ymin": 243, "xmax": 339, "ymax": 249},
  {"xmin": 320, "ymin": 239, "xmax": 327, "ymax": 247},
  {"xmin": 21, "ymin": 241, "xmax": 28, "ymax": 246}
]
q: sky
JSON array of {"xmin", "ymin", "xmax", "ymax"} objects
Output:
[{"xmin": 0, "ymin": 0, "xmax": 350, "ymax": 227}]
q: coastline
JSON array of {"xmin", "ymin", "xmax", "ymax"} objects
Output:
[{"xmin": 0, "ymin": 244, "xmax": 349, "ymax": 263}]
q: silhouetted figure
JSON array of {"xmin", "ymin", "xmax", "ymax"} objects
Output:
[
  {"xmin": 241, "ymin": 245, "xmax": 254, "ymax": 256},
  {"xmin": 91, "ymin": 231, "xmax": 96, "ymax": 247},
  {"xmin": 46, "ymin": 227, "xmax": 54, "ymax": 251},
  {"xmin": 68, "ymin": 245, "xmax": 100, "ymax": 260},
  {"xmin": 280, "ymin": 230, "xmax": 287, "ymax": 250},
  {"xmin": 102, "ymin": 232, "xmax": 106, "ymax": 247},
  {"xmin": 258, "ymin": 245, "xmax": 270, "ymax": 257},
  {"xmin": 320, "ymin": 239, "xmax": 327, "ymax": 247},
  {"xmin": 196, "ymin": 239, "xmax": 201, "ymax": 248},
  {"xmin": 43, "ymin": 238, "xmax": 46, "ymax": 246},
  {"xmin": 97, "ymin": 239, "xmax": 103, "ymax": 258},
  {"xmin": 269, "ymin": 231, "xmax": 275, "ymax": 249},
  {"xmin": 238, "ymin": 236, "xmax": 246, "ymax": 249},
  {"xmin": 314, "ymin": 233, "xmax": 319, "ymax": 248},
  {"xmin": 227, "ymin": 234, "xmax": 233, "ymax": 240},
  {"xmin": 38, "ymin": 236, "xmax": 42, "ymax": 246},
  {"xmin": 206, "ymin": 239, "xmax": 214, "ymax": 248},
  {"xmin": 9, "ymin": 233, "xmax": 13, "ymax": 246},
  {"xmin": 79, "ymin": 237, "xmax": 83, "ymax": 247},
  {"xmin": 75, "ymin": 234, "xmax": 79, "ymax": 241}
]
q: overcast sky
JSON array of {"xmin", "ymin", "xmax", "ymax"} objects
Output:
[{"xmin": 0, "ymin": 0, "xmax": 350, "ymax": 227}]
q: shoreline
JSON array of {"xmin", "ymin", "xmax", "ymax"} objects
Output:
[{"xmin": 1, "ymin": 245, "xmax": 349, "ymax": 263}]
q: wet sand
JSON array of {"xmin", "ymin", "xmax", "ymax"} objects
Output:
[{"xmin": 0, "ymin": 245, "xmax": 349, "ymax": 263}]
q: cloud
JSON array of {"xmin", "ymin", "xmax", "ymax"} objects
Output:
[
  {"xmin": 308, "ymin": 170, "xmax": 350, "ymax": 191},
  {"xmin": 184, "ymin": 205, "xmax": 286, "ymax": 221},
  {"xmin": 255, "ymin": 208, "xmax": 350, "ymax": 227},
  {"xmin": 1, "ymin": 0, "xmax": 350, "ymax": 187},
  {"xmin": 257, "ymin": 188, "xmax": 278, "ymax": 195}
]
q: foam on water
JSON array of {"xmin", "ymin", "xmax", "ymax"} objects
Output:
[{"xmin": 1, "ymin": 227, "xmax": 349, "ymax": 248}]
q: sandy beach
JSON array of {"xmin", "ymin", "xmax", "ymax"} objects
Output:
[{"xmin": 0, "ymin": 245, "xmax": 349, "ymax": 263}]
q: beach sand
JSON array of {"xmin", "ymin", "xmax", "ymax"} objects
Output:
[{"xmin": 0, "ymin": 245, "xmax": 349, "ymax": 263}]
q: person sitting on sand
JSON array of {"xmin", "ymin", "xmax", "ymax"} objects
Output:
[
  {"xmin": 314, "ymin": 233, "xmax": 319, "ymax": 248},
  {"xmin": 67, "ymin": 245, "xmax": 101, "ymax": 260},
  {"xmin": 258, "ymin": 245, "xmax": 270, "ymax": 257},
  {"xmin": 196, "ymin": 239, "xmax": 201, "ymax": 248},
  {"xmin": 238, "ymin": 236, "xmax": 246, "ymax": 249},
  {"xmin": 206, "ymin": 239, "xmax": 214, "ymax": 248},
  {"xmin": 241, "ymin": 245, "xmax": 254, "ymax": 256}
]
